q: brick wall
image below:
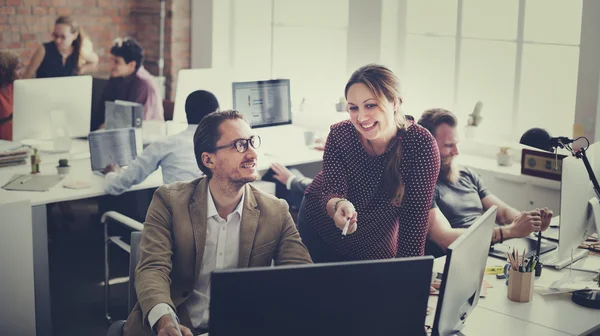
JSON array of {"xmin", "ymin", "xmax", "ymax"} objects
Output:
[{"xmin": 1, "ymin": 0, "xmax": 190, "ymax": 100}]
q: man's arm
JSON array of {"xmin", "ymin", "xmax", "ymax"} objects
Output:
[
  {"xmin": 289, "ymin": 176, "xmax": 312, "ymax": 195},
  {"xmin": 428, "ymin": 208, "xmax": 518, "ymax": 251},
  {"xmin": 428, "ymin": 208, "xmax": 464, "ymax": 251},
  {"xmin": 103, "ymin": 142, "xmax": 165, "ymax": 195},
  {"xmin": 274, "ymin": 201, "xmax": 312, "ymax": 265},
  {"xmin": 135, "ymin": 186, "xmax": 176, "ymax": 328},
  {"xmin": 481, "ymin": 194, "xmax": 521, "ymax": 225}
]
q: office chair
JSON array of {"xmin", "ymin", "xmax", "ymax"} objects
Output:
[
  {"xmin": 102, "ymin": 211, "xmax": 144, "ymax": 325},
  {"xmin": 163, "ymin": 99, "xmax": 174, "ymax": 121},
  {"xmin": 106, "ymin": 231, "xmax": 142, "ymax": 336}
]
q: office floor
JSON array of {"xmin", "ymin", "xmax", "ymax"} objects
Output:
[{"xmin": 49, "ymin": 199, "xmax": 131, "ymax": 336}]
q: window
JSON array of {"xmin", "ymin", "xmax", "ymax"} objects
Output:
[
  {"xmin": 229, "ymin": 0, "xmax": 349, "ymax": 125},
  {"xmin": 405, "ymin": 0, "xmax": 582, "ymax": 141}
]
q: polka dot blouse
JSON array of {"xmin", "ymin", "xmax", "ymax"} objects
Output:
[{"xmin": 303, "ymin": 120, "xmax": 440, "ymax": 260}]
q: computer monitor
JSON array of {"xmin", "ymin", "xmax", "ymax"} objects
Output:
[
  {"xmin": 13, "ymin": 76, "xmax": 93, "ymax": 142},
  {"xmin": 558, "ymin": 141, "xmax": 600, "ymax": 260},
  {"xmin": 232, "ymin": 79, "xmax": 292, "ymax": 128},
  {"xmin": 210, "ymin": 256, "xmax": 433, "ymax": 336},
  {"xmin": 173, "ymin": 68, "xmax": 234, "ymax": 123},
  {"xmin": 432, "ymin": 206, "xmax": 498, "ymax": 336}
]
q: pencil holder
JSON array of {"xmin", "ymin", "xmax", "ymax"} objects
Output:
[{"xmin": 507, "ymin": 269, "xmax": 534, "ymax": 302}]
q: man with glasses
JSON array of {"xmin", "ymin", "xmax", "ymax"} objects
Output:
[{"xmin": 123, "ymin": 110, "xmax": 312, "ymax": 336}]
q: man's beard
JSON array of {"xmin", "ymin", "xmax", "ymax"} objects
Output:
[{"xmin": 439, "ymin": 157, "xmax": 459, "ymax": 183}]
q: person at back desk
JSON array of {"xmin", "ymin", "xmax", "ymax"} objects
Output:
[
  {"xmin": 417, "ymin": 108, "xmax": 553, "ymax": 256},
  {"xmin": 102, "ymin": 90, "xmax": 219, "ymax": 195},
  {"xmin": 91, "ymin": 37, "xmax": 163, "ymax": 130},
  {"xmin": 123, "ymin": 110, "xmax": 312, "ymax": 336},
  {"xmin": 0, "ymin": 50, "xmax": 24, "ymax": 141},
  {"xmin": 23, "ymin": 15, "xmax": 99, "ymax": 79}
]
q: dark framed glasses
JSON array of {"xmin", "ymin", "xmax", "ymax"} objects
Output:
[{"xmin": 214, "ymin": 135, "xmax": 261, "ymax": 153}]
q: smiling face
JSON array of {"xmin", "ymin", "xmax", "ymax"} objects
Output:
[
  {"xmin": 52, "ymin": 23, "xmax": 77, "ymax": 51},
  {"xmin": 204, "ymin": 118, "xmax": 259, "ymax": 188},
  {"xmin": 346, "ymin": 82, "xmax": 397, "ymax": 142},
  {"xmin": 110, "ymin": 55, "xmax": 136, "ymax": 78},
  {"xmin": 434, "ymin": 123, "xmax": 460, "ymax": 182}
]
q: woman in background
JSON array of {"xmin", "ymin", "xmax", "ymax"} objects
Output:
[
  {"xmin": 0, "ymin": 50, "xmax": 24, "ymax": 141},
  {"xmin": 298, "ymin": 64, "xmax": 440, "ymax": 263},
  {"xmin": 24, "ymin": 15, "xmax": 98, "ymax": 79}
]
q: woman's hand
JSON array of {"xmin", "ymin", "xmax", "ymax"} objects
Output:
[{"xmin": 333, "ymin": 200, "xmax": 358, "ymax": 235}]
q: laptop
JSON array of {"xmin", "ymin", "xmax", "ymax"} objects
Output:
[
  {"xmin": 489, "ymin": 235, "xmax": 557, "ymax": 260},
  {"xmin": 88, "ymin": 128, "xmax": 137, "ymax": 176},
  {"xmin": 210, "ymin": 256, "xmax": 434, "ymax": 336},
  {"xmin": 432, "ymin": 206, "xmax": 497, "ymax": 336}
]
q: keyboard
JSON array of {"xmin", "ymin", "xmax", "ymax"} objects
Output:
[{"xmin": 539, "ymin": 248, "xmax": 589, "ymax": 269}]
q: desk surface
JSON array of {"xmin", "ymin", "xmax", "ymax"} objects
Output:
[
  {"xmin": 433, "ymin": 254, "xmax": 600, "ymax": 336},
  {"xmin": 0, "ymin": 137, "xmax": 324, "ymax": 206},
  {"xmin": 0, "ymin": 140, "xmax": 164, "ymax": 206}
]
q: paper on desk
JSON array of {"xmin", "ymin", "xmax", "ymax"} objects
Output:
[
  {"xmin": 430, "ymin": 279, "xmax": 493, "ymax": 297},
  {"xmin": 535, "ymin": 273, "xmax": 600, "ymax": 295}
]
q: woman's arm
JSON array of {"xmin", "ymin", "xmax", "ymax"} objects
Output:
[
  {"xmin": 23, "ymin": 44, "xmax": 45, "ymax": 79},
  {"xmin": 78, "ymin": 38, "xmax": 99, "ymax": 74},
  {"xmin": 320, "ymin": 125, "xmax": 350, "ymax": 211},
  {"xmin": 397, "ymin": 128, "xmax": 441, "ymax": 257}
]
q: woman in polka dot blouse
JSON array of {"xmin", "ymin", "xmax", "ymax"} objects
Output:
[{"xmin": 298, "ymin": 64, "xmax": 440, "ymax": 262}]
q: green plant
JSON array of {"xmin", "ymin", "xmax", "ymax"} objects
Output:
[{"xmin": 58, "ymin": 159, "xmax": 69, "ymax": 167}]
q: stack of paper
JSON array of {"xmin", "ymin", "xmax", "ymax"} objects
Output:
[{"xmin": 0, "ymin": 140, "xmax": 30, "ymax": 168}]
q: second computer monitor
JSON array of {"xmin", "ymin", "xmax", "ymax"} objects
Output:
[
  {"xmin": 232, "ymin": 79, "xmax": 291, "ymax": 128},
  {"xmin": 13, "ymin": 75, "xmax": 93, "ymax": 142},
  {"xmin": 432, "ymin": 206, "xmax": 497, "ymax": 336},
  {"xmin": 558, "ymin": 142, "xmax": 599, "ymax": 259}
]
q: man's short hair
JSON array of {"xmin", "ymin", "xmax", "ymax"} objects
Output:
[
  {"xmin": 193, "ymin": 110, "xmax": 245, "ymax": 178},
  {"xmin": 110, "ymin": 37, "xmax": 143, "ymax": 71},
  {"xmin": 417, "ymin": 108, "xmax": 457, "ymax": 137},
  {"xmin": 185, "ymin": 90, "xmax": 220, "ymax": 125}
]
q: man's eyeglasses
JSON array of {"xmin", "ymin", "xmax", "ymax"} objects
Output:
[{"xmin": 214, "ymin": 135, "xmax": 261, "ymax": 153}]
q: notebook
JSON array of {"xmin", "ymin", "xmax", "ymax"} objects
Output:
[
  {"xmin": 88, "ymin": 128, "xmax": 137, "ymax": 176},
  {"xmin": 2, "ymin": 174, "xmax": 63, "ymax": 192}
]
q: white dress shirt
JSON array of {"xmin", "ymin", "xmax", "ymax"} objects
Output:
[
  {"xmin": 148, "ymin": 184, "xmax": 243, "ymax": 331},
  {"xmin": 104, "ymin": 125, "xmax": 202, "ymax": 195}
]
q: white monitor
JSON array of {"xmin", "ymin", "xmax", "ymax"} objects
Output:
[
  {"xmin": 13, "ymin": 76, "xmax": 92, "ymax": 142},
  {"xmin": 558, "ymin": 141, "xmax": 600, "ymax": 259},
  {"xmin": 232, "ymin": 79, "xmax": 292, "ymax": 128},
  {"xmin": 173, "ymin": 68, "xmax": 234, "ymax": 123}
]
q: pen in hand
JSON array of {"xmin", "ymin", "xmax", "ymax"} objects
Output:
[
  {"xmin": 342, "ymin": 218, "xmax": 350, "ymax": 236},
  {"xmin": 168, "ymin": 309, "xmax": 183, "ymax": 336}
]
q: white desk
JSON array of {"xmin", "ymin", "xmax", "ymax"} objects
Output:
[
  {"xmin": 425, "ymin": 301, "xmax": 571, "ymax": 335},
  {"xmin": 0, "ymin": 140, "xmax": 164, "ymax": 336},
  {"xmin": 433, "ymin": 254, "xmax": 600, "ymax": 336}
]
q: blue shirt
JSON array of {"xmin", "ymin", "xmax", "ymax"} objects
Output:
[{"xmin": 104, "ymin": 125, "xmax": 202, "ymax": 195}]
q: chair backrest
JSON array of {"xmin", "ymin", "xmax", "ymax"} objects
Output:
[
  {"xmin": 128, "ymin": 231, "xmax": 143, "ymax": 314},
  {"xmin": 163, "ymin": 100, "xmax": 174, "ymax": 121}
]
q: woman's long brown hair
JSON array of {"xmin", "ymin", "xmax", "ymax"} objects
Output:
[
  {"xmin": 344, "ymin": 64, "xmax": 407, "ymax": 206},
  {"xmin": 55, "ymin": 15, "xmax": 86, "ymax": 73}
]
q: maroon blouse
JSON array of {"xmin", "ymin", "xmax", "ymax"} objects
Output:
[{"xmin": 303, "ymin": 120, "xmax": 440, "ymax": 260}]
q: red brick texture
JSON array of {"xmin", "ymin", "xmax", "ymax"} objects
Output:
[{"xmin": 1, "ymin": 0, "xmax": 191, "ymax": 100}]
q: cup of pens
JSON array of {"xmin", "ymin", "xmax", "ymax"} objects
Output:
[{"xmin": 506, "ymin": 249, "xmax": 536, "ymax": 303}]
